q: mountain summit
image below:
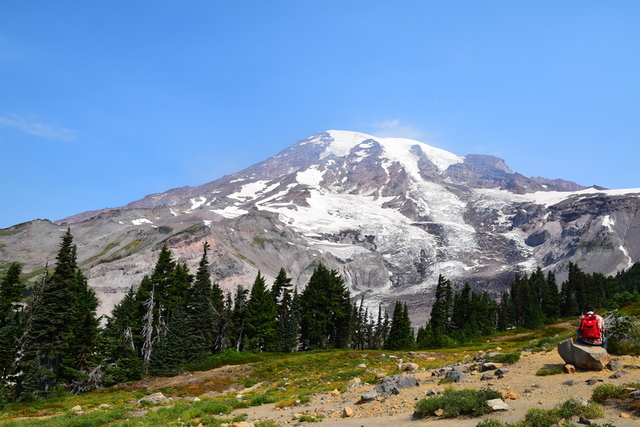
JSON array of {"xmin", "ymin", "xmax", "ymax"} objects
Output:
[{"xmin": 2, "ymin": 130, "xmax": 639, "ymax": 322}]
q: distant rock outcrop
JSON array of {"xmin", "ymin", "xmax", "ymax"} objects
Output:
[{"xmin": 557, "ymin": 339, "xmax": 611, "ymax": 371}]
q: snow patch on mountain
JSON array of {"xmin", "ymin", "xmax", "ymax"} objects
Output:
[{"xmin": 326, "ymin": 130, "xmax": 464, "ymax": 171}]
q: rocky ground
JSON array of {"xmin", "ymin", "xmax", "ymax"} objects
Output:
[{"xmin": 230, "ymin": 348, "xmax": 640, "ymax": 426}]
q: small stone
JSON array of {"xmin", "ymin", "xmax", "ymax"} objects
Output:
[
  {"xmin": 480, "ymin": 373, "xmax": 494, "ymax": 381},
  {"xmin": 495, "ymin": 367, "xmax": 509, "ymax": 376},
  {"xmin": 398, "ymin": 363, "xmax": 419, "ymax": 372},
  {"xmin": 358, "ymin": 363, "xmax": 367, "ymax": 368},
  {"xmin": 361, "ymin": 391, "xmax": 377, "ymax": 401},
  {"xmin": 578, "ymin": 415, "xmax": 592, "ymax": 425},
  {"xmin": 71, "ymin": 405, "xmax": 82, "ymax": 412},
  {"xmin": 610, "ymin": 370, "xmax": 629, "ymax": 379},
  {"xmin": 630, "ymin": 390, "xmax": 640, "ymax": 398},
  {"xmin": 98, "ymin": 404, "xmax": 111, "ymax": 409},
  {"xmin": 375, "ymin": 372, "xmax": 387, "ymax": 379},
  {"xmin": 505, "ymin": 393, "xmax": 518, "ymax": 400},
  {"xmin": 343, "ymin": 407, "xmax": 354, "ymax": 417},
  {"xmin": 609, "ymin": 360, "xmax": 624, "ymax": 371},
  {"xmin": 586, "ymin": 379, "xmax": 599, "ymax": 386},
  {"xmin": 486, "ymin": 398, "xmax": 509, "ymax": 411},
  {"xmin": 434, "ymin": 408, "xmax": 445, "ymax": 417},
  {"xmin": 562, "ymin": 380, "xmax": 578, "ymax": 386},
  {"xmin": 425, "ymin": 389, "xmax": 440, "ymax": 396},
  {"xmin": 538, "ymin": 400, "xmax": 544, "ymax": 405},
  {"xmin": 524, "ymin": 388, "xmax": 534, "ymax": 394},
  {"xmin": 564, "ymin": 364, "xmax": 576, "ymax": 374},
  {"xmin": 482, "ymin": 362, "xmax": 503, "ymax": 371},
  {"xmin": 620, "ymin": 412, "xmax": 632, "ymax": 419},
  {"xmin": 330, "ymin": 389, "xmax": 340, "ymax": 396}
]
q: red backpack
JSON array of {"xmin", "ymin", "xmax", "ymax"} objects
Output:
[{"xmin": 580, "ymin": 315, "xmax": 601, "ymax": 339}]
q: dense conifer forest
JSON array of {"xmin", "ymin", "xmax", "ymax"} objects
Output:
[{"xmin": 1, "ymin": 230, "xmax": 639, "ymax": 403}]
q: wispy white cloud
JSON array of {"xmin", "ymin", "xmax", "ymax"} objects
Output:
[
  {"xmin": 0, "ymin": 113, "xmax": 78, "ymax": 141},
  {"xmin": 370, "ymin": 119, "xmax": 427, "ymax": 140}
]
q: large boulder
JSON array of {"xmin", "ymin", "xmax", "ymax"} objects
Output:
[{"xmin": 557, "ymin": 340, "xmax": 611, "ymax": 371}]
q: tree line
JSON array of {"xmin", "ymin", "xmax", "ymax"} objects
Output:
[{"xmin": 1, "ymin": 229, "xmax": 639, "ymax": 403}]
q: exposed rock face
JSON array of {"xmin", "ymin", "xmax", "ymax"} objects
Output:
[
  {"xmin": 0, "ymin": 130, "xmax": 639, "ymax": 324},
  {"xmin": 557, "ymin": 340, "xmax": 611, "ymax": 371}
]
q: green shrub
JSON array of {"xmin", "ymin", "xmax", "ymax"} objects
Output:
[
  {"xmin": 604, "ymin": 310, "xmax": 640, "ymax": 355},
  {"xmin": 535, "ymin": 365, "xmax": 564, "ymax": 376},
  {"xmin": 476, "ymin": 419, "xmax": 506, "ymax": 427},
  {"xmin": 415, "ymin": 388, "xmax": 503, "ymax": 418},
  {"xmin": 489, "ymin": 351, "xmax": 521, "ymax": 364},
  {"xmin": 298, "ymin": 414, "xmax": 324, "ymax": 422},
  {"xmin": 557, "ymin": 397, "xmax": 603, "ymax": 419},
  {"xmin": 524, "ymin": 408, "xmax": 562, "ymax": 427},
  {"xmin": 592, "ymin": 383, "xmax": 627, "ymax": 402}
]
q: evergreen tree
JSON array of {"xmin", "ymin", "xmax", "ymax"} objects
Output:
[
  {"xmin": 0, "ymin": 263, "xmax": 24, "ymax": 397},
  {"xmin": 14, "ymin": 229, "xmax": 98, "ymax": 401},
  {"xmin": 230, "ymin": 286, "xmax": 249, "ymax": 351},
  {"xmin": 244, "ymin": 272, "xmax": 278, "ymax": 352},
  {"xmin": 99, "ymin": 287, "xmax": 143, "ymax": 385},
  {"xmin": 148, "ymin": 307, "xmax": 189, "ymax": 377},
  {"xmin": 299, "ymin": 263, "xmax": 351, "ymax": 350},
  {"xmin": 541, "ymin": 270, "xmax": 561, "ymax": 321},
  {"xmin": 0, "ymin": 263, "xmax": 25, "ymax": 320},
  {"xmin": 134, "ymin": 246, "xmax": 193, "ymax": 375},
  {"xmin": 384, "ymin": 301, "xmax": 414, "ymax": 350},
  {"xmin": 185, "ymin": 243, "xmax": 216, "ymax": 361}
]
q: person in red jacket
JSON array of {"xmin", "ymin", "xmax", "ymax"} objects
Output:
[{"xmin": 577, "ymin": 304, "xmax": 607, "ymax": 349}]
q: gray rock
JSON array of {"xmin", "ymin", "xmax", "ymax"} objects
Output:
[
  {"xmin": 138, "ymin": 392, "xmax": 169, "ymax": 405},
  {"xmin": 609, "ymin": 370, "xmax": 629, "ymax": 379},
  {"xmin": 629, "ymin": 390, "xmax": 640, "ymax": 398},
  {"xmin": 374, "ymin": 375, "xmax": 419, "ymax": 395},
  {"xmin": 486, "ymin": 398, "xmax": 509, "ymax": 411},
  {"xmin": 523, "ymin": 388, "xmax": 534, "ymax": 393},
  {"xmin": 445, "ymin": 371, "xmax": 467, "ymax": 382},
  {"xmin": 480, "ymin": 373, "xmax": 494, "ymax": 381},
  {"xmin": 557, "ymin": 339, "xmax": 611, "ymax": 371},
  {"xmin": 398, "ymin": 363, "xmax": 419, "ymax": 372},
  {"xmin": 608, "ymin": 360, "xmax": 624, "ymax": 371},
  {"xmin": 562, "ymin": 380, "xmax": 578, "ymax": 386},
  {"xmin": 360, "ymin": 391, "xmax": 378, "ymax": 401},
  {"xmin": 452, "ymin": 365, "xmax": 469, "ymax": 373},
  {"xmin": 495, "ymin": 367, "xmax": 509, "ymax": 376}
]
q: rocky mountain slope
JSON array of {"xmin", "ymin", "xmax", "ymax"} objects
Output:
[{"xmin": 1, "ymin": 130, "xmax": 639, "ymax": 323}]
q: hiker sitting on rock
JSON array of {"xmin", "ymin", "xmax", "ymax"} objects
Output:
[{"xmin": 577, "ymin": 305, "xmax": 607, "ymax": 349}]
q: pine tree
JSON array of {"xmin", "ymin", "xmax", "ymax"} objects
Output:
[
  {"xmin": 0, "ymin": 263, "xmax": 25, "ymax": 320},
  {"xmin": 15, "ymin": 229, "xmax": 98, "ymax": 401},
  {"xmin": 185, "ymin": 243, "xmax": 216, "ymax": 361},
  {"xmin": 99, "ymin": 287, "xmax": 143, "ymax": 385},
  {"xmin": 230, "ymin": 285, "xmax": 249, "ymax": 351},
  {"xmin": 244, "ymin": 272, "xmax": 278, "ymax": 352},
  {"xmin": 299, "ymin": 263, "xmax": 351, "ymax": 350},
  {"xmin": 384, "ymin": 301, "xmax": 414, "ymax": 350},
  {"xmin": 0, "ymin": 263, "xmax": 25, "ymax": 388}
]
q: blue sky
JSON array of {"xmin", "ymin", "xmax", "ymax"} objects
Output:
[{"xmin": 1, "ymin": 1, "xmax": 638, "ymax": 228}]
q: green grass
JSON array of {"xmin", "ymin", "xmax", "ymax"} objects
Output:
[
  {"xmin": 592, "ymin": 384, "xmax": 628, "ymax": 402},
  {"xmin": 489, "ymin": 351, "xmax": 521, "ymax": 364},
  {"xmin": 535, "ymin": 365, "xmax": 564, "ymax": 376},
  {"xmin": 414, "ymin": 387, "xmax": 503, "ymax": 418}
]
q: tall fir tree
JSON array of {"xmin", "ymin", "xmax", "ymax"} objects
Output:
[
  {"xmin": 14, "ymin": 229, "xmax": 98, "ymax": 401},
  {"xmin": 244, "ymin": 272, "xmax": 278, "ymax": 352},
  {"xmin": 384, "ymin": 301, "xmax": 414, "ymax": 350},
  {"xmin": 185, "ymin": 243, "xmax": 216, "ymax": 361},
  {"xmin": 0, "ymin": 263, "xmax": 25, "ymax": 396},
  {"xmin": 299, "ymin": 263, "xmax": 351, "ymax": 350}
]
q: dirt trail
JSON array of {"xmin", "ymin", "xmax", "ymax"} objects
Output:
[{"xmin": 234, "ymin": 349, "xmax": 640, "ymax": 426}]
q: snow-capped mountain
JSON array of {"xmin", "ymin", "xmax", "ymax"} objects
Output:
[{"xmin": 2, "ymin": 130, "xmax": 639, "ymax": 324}]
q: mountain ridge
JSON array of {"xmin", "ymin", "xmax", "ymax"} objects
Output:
[{"xmin": 2, "ymin": 130, "xmax": 639, "ymax": 324}]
